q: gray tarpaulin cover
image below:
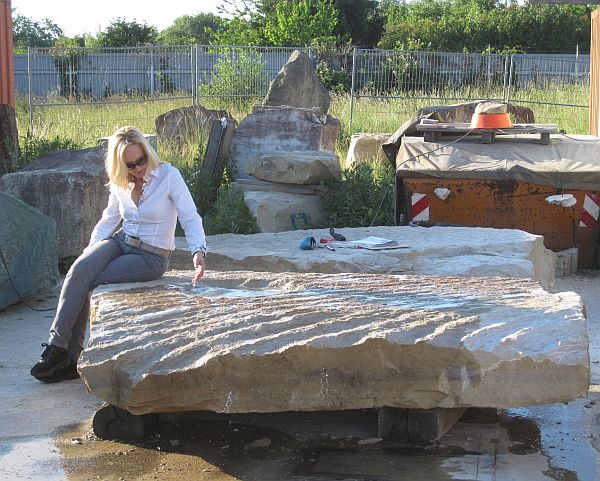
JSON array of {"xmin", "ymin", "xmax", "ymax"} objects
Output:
[
  {"xmin": 396, "ymin": 134, "xmax": 600, "ymax": 191},
  {"xmin": 0, "ymin": 191, "xmax": 58, "ymax": 310}
]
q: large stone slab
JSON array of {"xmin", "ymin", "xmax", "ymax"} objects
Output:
[
  {"xmin": 79, "ymin": 270, "xmax": 589, "ymax": 415},
  {"xmin": 263, "ymin": 50, "xmax": 330, "ymax": 114},
  {"xmin": 172, "ymin": 226, "xmax": 557, "ymax": 289},
  {"xmin": 229, "ymin": 105, "xmax": 340, "ymax": 180},
  {"xmin": 0, "ymin": 146, "xmax": 108, "ymax": 259},
  {"xmin": 0, "ymin": 192, "xmax": 58, "ymax": 310}
]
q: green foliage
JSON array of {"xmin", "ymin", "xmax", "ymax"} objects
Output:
[
  {"xmin": 12, "ymin": 12, "xmax": 63, "ymax": 52},
  {"xmin": 333, "ymin": 0, "xmax": 384, "ymax": 48},
  {"xmin": 204, "ymin": 185, "xmax": 260, "ymax": 235},
  {"xmin": 95, "ymin": 18, "xmax": 158, "ymax": 47},
  {"xmin": 158, "ymin": 13, "xmax": 225, "ymax": 45},
  {"xmin": 378, "ymin": 1, "xmax": 592, "ymax": 53},
  {"xmin": 19, "ymin": 131, "xmax": 81, "ymax": 167},
  {"xmin": 321, "ymin": 162, "xmax": 395, "ymax": 228},
  {"xmin": 263, "ymin": 0, "xmax": 338, "ymax": 47},
  {"xmin": 199, "ymin": 49, "xmax": 268, "ymax": 101}
]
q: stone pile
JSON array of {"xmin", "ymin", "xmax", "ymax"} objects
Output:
[
  {"xmin": 228, "ymin": 50, "xmax": 341, "ymax": 232},
  {"xmin": 79, "ymin": 270, "xmax": 589, "ymax": 415}
]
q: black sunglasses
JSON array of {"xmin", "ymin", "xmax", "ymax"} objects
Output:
[{"xmin": 126, "ymin": 155, "xmax": 148, "ymax": 170}]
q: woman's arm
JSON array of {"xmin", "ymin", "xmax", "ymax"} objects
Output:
[
  {"xmin": 88, "ymin": 190, "xmax": 122, "ymax": 246},
  {"xmin": 169, "ymin": 167, "xmax": 207, "ymax": 278}
]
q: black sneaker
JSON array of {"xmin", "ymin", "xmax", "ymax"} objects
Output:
[
  {"xmin": 37, "ymin": 359, "xmax": 80, "ymax": 383},
  {"xmin": 30, "ymin": 343, "xmax": 71, "ymax": 381}
]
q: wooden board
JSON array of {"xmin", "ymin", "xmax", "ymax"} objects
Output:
[{"xmin": 416, "ymin": 122, "xmax": 559, "ymax": 144}]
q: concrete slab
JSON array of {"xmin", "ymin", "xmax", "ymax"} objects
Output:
[
  {"xmin": 79, "ymin": 270, "xmax": 587, "ymax": 415},
  {"xmin": 173, "ymin": 226, "xmax": 557, "ymax": 288}
]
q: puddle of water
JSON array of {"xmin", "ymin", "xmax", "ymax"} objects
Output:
[{"xmin": 0, "ymin": 436, "xmax": 66, "ymax": 481}]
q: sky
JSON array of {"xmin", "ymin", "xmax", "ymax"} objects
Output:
[{"xmin": 11, "ymin": 0, "xmax": 224, "ymax": 37}]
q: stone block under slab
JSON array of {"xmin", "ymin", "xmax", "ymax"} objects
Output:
[
  {"xmin": 172, "ymin": 226, "xmax": 557, "ymax": 289},
  {"xmin": 377, "ymin": 407, "xmax": 467, "ymax": 444},
  {"xmin": 80, "ymin": 270, "xmax": 589, "ymax": 416}
]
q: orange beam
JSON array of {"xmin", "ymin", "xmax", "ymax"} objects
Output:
[{"xmin": 0, "ymin": 0, "xmax": 15, "ymax": 107}]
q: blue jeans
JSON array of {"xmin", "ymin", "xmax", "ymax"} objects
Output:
[{"xmin": 48, "ymin": 232, "xmax": 169, "ymax": 361}]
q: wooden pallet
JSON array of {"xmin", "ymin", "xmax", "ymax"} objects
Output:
[{"xmin": 416, "ymin": 122, "xmax": 559, "ymax": 144}]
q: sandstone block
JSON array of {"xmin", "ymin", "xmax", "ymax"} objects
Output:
[
  {"xmin": 80, "ymin": 270, "xmax": 589, "ymax": 415},
  {"xmin": 345, "ymin": 133, "xmax": 391, "ymax": 169},
  {"xmin": 247, "ymin": 150, "xmax": 340, "ymax": 184},
  {"xmin": 243, "ymin": 190, "xmax": 323, "ymax": 232},
  {"xmin": 263, "ymin": 50, "xmax": 330, "ymax": 114},
  {"xmin": 229, "ymin": 105, "xmax": 340, "ymax": 180},
  {"xmin": 155, "ymin": 105, "xmax": 233, "ymax": 150},
  {"xmin": 0, "ymin": 146, "xmax": 108, "ymax": 259},
  {"xmin": 0, "ymin": 191, "xmax": 58, "ymax": 310},
  {"xmin": 172, "ymin": 226, "xmax": 557, "ymax": 289}
]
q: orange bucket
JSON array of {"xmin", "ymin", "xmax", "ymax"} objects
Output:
[{"xmin": 469, "ymin": 112, "xmax": 513, "ymax": 129}]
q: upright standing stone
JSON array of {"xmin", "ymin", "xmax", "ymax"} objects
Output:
[
  {"xmin": 263, "ymin": 50, "xmax": 330, "ymax": 114},
  {"xmin": 0, "ymin": 104, "xmax": 20, "ymax": 175}
]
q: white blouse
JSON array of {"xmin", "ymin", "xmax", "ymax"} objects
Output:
[{"xmin": 89, "ymin": 163, "xmax": 207, "ymax": 255}]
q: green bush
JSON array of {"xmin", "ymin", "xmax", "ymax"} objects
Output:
[
  {"xmin": 321, "ymin": 161, "xmax": 395, "ymax": 228},
  {"xmin": 18, "ymin": 131, "xmax": 81, "ymax": 169},
  {"xmin": 204, "ymin": 185, "xmax": 260, "ymax": 235}
]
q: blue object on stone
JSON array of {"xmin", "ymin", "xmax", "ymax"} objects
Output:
[
  {"xmin": 299, "ymin": 236, "xmax": 316, "ymax": 250},
  {"xmin": 0, "ymin": 191, "xmax": 59, "ymax": 310}
]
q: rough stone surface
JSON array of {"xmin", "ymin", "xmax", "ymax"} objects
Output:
[
  {"xmin": 243, "ymin": 190, "xmax": 323, "ymax": 232},
  {"xmin": 0, "ymin": 191, "xmax": 58, "ymax": 310},
  {"xmin": 247, "ymin": 150, "xmax": 340, "ymax": 184},
  {"xmin": 155, "ymin": 105, "xmax": 232, "ymax": 149},
  {"xmin": 80, "ymin": 270, "xmax": 589, "ymax": 415},
  {"xmin": 172, "ymin": 226, "xmax": 557, "ymax": 289},
  {"xmin": 0, "ymin": 146, "xmax": 108, "ymax": 259},
  {"xmin": 345, "ymin": 133, "xmax": 391, "ymax": 169},
  {"xmin": 229, "ymin": 105, "xmax": 340, "ymax": 180},
  {"xmin": 263, "ymin": 50, "xmax": 330, "ymax": 114}
]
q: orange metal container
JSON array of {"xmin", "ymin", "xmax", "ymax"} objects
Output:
[
  {"xmin": 402, "ymin": 177, "xmax": 599, "ymax": 267},
  {"xmin": 469, "ymin": 112, "xmax": 513, "ymax": 129}
]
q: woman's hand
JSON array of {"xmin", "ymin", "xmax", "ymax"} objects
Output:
[{"xmin": 192, "ymin": 252, "xmax": 206, "ymax": 282}]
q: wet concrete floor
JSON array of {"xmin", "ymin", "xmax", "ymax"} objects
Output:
[{"xmin": 1, "ymin": 273, "xmax": 599, "ymax": 480}]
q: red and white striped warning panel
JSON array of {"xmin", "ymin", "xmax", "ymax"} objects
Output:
[
  {"xmin": 579, "ymin": 193, "xmax": 600, "ymax": 228},
  {"xmin": 411, "ymin": 193, "xmax": 429, "ymax": 221}
]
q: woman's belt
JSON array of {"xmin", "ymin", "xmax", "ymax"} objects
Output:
[{"xmin": 118, "ymin": 231, "xmax": 172, "ymax": 257}]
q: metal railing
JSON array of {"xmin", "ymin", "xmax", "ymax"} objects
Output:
[{"xmin": 15, "ymin": 45, "xmax": 590, "ymax": 139}]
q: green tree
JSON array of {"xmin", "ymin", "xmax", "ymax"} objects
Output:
[
  {"xmin": 12, "ymin": 12, "xmax": 63, "ymax": 51},
  {"xmin": 333, "ymin": 0, "xmax": 384, "ymax": 48},
  {"xmin": 263, "ymin": 0, "xmax": 338, "ymax": 46},
  {"xmin": 158, "ymin": 13, "xmax": 225, "ymax": 45},
  {"xmin": 95, "ymin": 18, "xmax": 158, "ymax": 47},
  {"xmin": 378, "ymin": 0, "xmax": 592, "ymax": 53}
]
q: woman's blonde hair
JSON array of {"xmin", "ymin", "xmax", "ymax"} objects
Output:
[{"xmin": 105, "ymin": 126, "xmax": 160, "ymax": 188}]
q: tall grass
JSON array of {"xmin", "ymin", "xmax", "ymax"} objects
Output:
[{"xmin": 16, "ymin": 84, "xmax": 589, "ymax": 166}]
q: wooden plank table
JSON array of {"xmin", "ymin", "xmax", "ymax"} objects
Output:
[{"xmin": 416, "ymin": 122, "xmax": 559, "ymax": 145}]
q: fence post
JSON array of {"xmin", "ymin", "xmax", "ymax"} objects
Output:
[
  {"xmin": 27, "ymin": 47, "xmax": 33, "ymax": 133},
  {"xmin": 506, "ymin": 55, "xmax": 514, "ymax": 104},
  {"xmin": 575, "ymin": 44, "xmax": 579, "ymax": 80},
  {"xmin": 502, "ymin": 54, "xmax": 508, "ymax": 102},
  {"xmin": 349, "ymin": 47, "xmax": 357, "ymax": 129},
  {"xmin": 191, "ymin": 44, "xmax": 196, "ymax": 105}
]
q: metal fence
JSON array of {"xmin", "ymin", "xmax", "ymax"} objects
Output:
[{"xmin": 15, "ymin": 45, "xmax": 590, "ymax": 141}]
